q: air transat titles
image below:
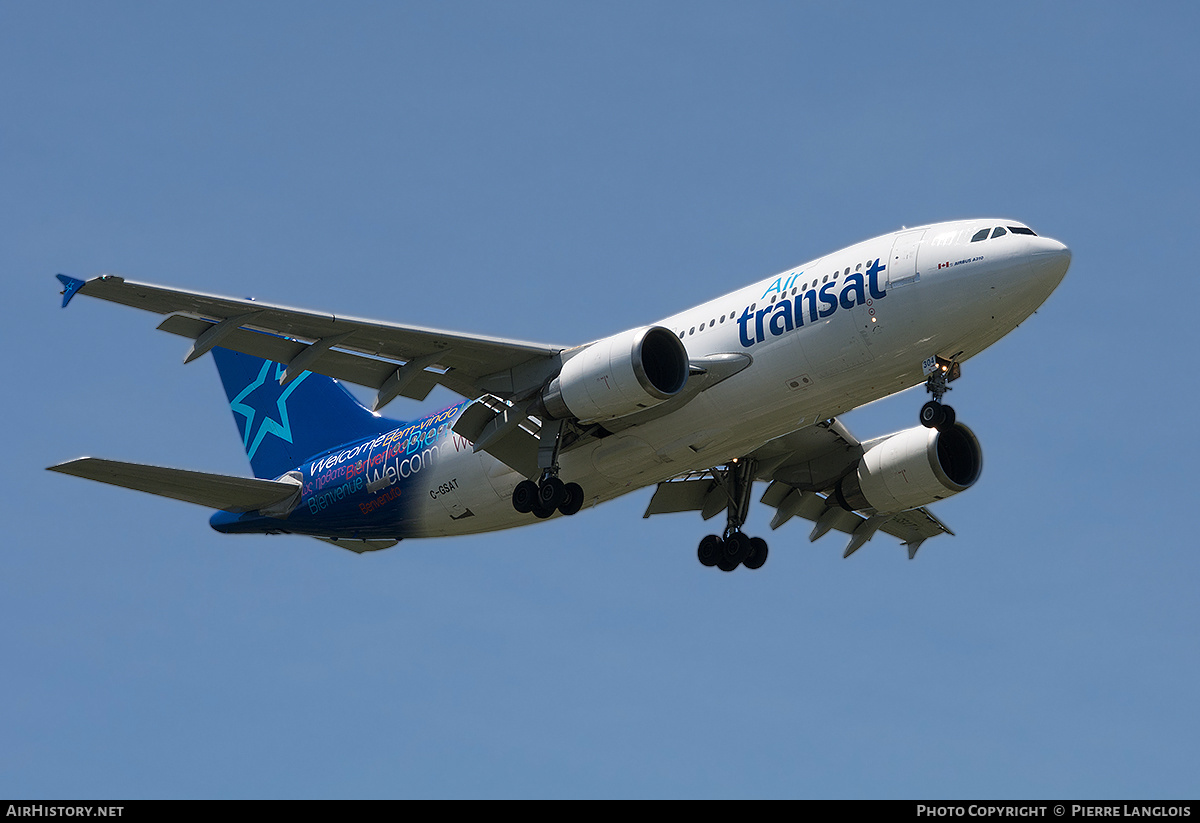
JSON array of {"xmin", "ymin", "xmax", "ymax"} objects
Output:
[{"xmin": 740, "ymin": 259, "xmax": 887, "ymax": 348}]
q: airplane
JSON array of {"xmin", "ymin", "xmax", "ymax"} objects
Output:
[{"xmin": 48, "ymin": 219, "xmax": 1070, "ymax": 570}]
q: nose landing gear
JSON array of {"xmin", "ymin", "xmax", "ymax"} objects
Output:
[{"xmin": 920, "ymin": 356, "xmax": 961, "ymax": 432}]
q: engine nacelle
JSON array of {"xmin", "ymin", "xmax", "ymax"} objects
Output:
[
  {"xmin": 835, "ymin": 423, "xmax": 982, "ymax": 515},
  {"xmin": 539, "ymin": 326, "xmax": 689, "ymax": 423}
]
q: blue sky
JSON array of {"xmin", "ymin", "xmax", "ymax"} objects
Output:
[{"xmin": 3, "ymin": 1, "xmax": 1197, "ymax": 799}]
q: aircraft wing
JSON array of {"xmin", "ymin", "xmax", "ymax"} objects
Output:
[
  {"xmin": 57, "ymin": 274, "xmax": 565, "ymax": 408},
  {"xmin": 643, "ymin": 418, "xmax": 953, "ymax": 559},
  {"xmin": 48, "ymin": 457, "xmax": 303, "ymax": 515}
]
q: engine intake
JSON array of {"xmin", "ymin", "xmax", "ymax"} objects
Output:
[
  {"xmin": 539, "ymin": 326, "xmax": 689, "ymax": 423},
  {"xmin": 835, "ymin": 423, "xmax": 982, "ymax": 515}
]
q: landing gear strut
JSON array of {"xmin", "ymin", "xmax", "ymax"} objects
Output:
[
  {"xmin": 696, "ymin": 458, "xmax": 769, "ymax": 572},
  {"xmin": 511, "ymin": 418, "xmax": 584, "ymax": 518},
  {"xmin": 920, "ymin": 356, "xmax": 960, "ymax": 432}
]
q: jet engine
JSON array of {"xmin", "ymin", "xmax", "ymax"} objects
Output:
[
  {"xmin": 834, "ymin": 423, "xmax": 982, "ymax": 515},
  {"xmin": 538, "ymin": 326, "xmax": 690, "ymax": 423}
]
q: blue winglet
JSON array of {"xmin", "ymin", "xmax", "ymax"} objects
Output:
[{"xmin": 56, "ymin": 274, "xmax": 86, "ymax": 308}]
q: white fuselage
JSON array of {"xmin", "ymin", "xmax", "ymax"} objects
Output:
[{"xmin": 407, "ymin": 219, "xmax": 1070, "ymax": 537}]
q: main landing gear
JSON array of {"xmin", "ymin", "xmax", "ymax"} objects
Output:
[
  {"xmin": 696, "ymin": 458, "xmax": 769, "ymax": 572},
  {"xmin": 511, "ymin": 417, "xmax": 584, "ymax": 518},
  {"xmin": 512, "ymin": 474, "xmax": 584, "ymax": 518},
  {"xmin": 698, "ymin": 531, "xmax": 769, "ymax": 572},
  {"xmin": 920, "ymin": 356, "xmax": 961, "ymax": 432}
]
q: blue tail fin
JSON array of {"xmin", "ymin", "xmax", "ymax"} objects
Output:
[{"xmin": 211, "ymin": 347, "xmax": 403, "ymax": 479}]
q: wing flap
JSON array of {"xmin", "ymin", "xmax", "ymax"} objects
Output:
[
  {"xmin": 452, "ymin": 397, "xmax": 541, "ymax": 478},
  {"xmin": 642, "ymin": 478, "xmax": 716, "ymax": 518},
  {"xmin": 878, "ymin": 508, "xmax": 953, "ymax": 558},
  {"xmin": 759, "ymin": 481, "xmax": 951, "ymax": 554},
  {"xmin": 47, "ymin": 458, "xmax": 302, "ymax": 514}
]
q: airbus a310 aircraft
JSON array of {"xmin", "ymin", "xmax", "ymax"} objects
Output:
[{"xmin": 49, "ymin": 219, "xmax": 1069, "ymax": 570}]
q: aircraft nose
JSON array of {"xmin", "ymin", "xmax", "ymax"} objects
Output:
[{"xmin": 1027, "ymin": 237, "xmax": 1071, "ymax": 285}]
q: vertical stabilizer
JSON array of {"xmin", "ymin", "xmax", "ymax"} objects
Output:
[{"xmin": 211, "ymin": 347, "xmax": 402, "ymax": 479}]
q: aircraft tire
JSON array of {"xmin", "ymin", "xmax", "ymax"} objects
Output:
[
  {"xmin": 936, "ymin": 405, "xmax": 957, "ymax": 432},
  {"xmin": 538, "ymin": 476, "xmax": 566, "ymax": 510},
  {"xmin": 532, "ymin": 502, "xmax": 555, "ymax": 519},
  {"xmin": 717, "ymin": 532, "xmax": 749, "ymax": 571},
  {"xmin": 920, "ymin": 401, "xmax": 945, "ymax": 429},
  {"xmin": 729, "ymin": 532, "xmax": 752, "ymax": 563},
  {"xmin": 512, "ymin": 480, "xmax": 538, "ymax": 513},
  {"xmin": 698, "ymin": 534, "xmax": 721, "ymax": 567},
  {"xmin": 716, "ymin": 551, "xmax": 740, "ymax": 572},
  {"xmin": 559, "ymin": 482, "xmax": 584, "ymax": 516},
  {"xmin": 743, "ymin": 537, "xmax": 769, "ymax": 570}
]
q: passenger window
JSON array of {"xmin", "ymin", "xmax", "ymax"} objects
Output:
[
  {"xmin": 991, "ymin": 227, "xmax": 1007, "ymax": 239},
  {"xmin": 971, "ymin": 229, "xmax": 990, "ymax": 242}
]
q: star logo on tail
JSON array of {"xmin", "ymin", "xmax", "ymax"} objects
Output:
[{"xmin": 229, "ymin": 362, "xmax": 311, "ymax": 461}]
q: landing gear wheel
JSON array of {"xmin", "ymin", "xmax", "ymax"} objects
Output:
[
  {"xmin": 512, "ymin": 480, "xmax": 537, "ymax": 514},
  {"xmin": 532, "ymin": 502, "xmax": 555, "ymax": 519},
  {"xmin": 698, "ymin": 534, "xmax": 721, "ymax": 567},
  {"xmin": 743, "ymin": 537, "xmax": 769, "ymax": 570},
  {"xmin": 936, "ymin": 405, "xmax": 956, "ymax": 431},
  {"xmin": 716, "ymin": 548, "xmax": 740, "ymax": 572},
  {"xmin": 920, "ymin": 401, "xmax": 945, "ymax": 429},
  {"xmin": 718, "ymin": 532, "xmax": 750, "ymax": 571},
  {"xmin": 538, "ymin": 476, "xmax": 566, "ymax": 510},
  {"xmin": 559, "ymin": 482, "xmax": 584, "ymax": 516}
]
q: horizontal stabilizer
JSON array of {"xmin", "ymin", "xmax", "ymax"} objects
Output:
[{"xmin": 47, "ymin": 458, "xmax": 302, "ymax": 514}]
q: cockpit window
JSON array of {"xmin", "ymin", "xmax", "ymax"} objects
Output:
[
  {"xmin": 991, "ymin": 227, "xmax": 1007, "ymax": 239},
  {"xmin": 1008, "ymin": 226, "xmax": 1037, "ymax": 236},
  {"xmin": 971, "ymin": 228, "xmax": 990, "ymax": 242}
]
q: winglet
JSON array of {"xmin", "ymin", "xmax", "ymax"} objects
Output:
[{"xmin": 56, "ymin": 274, "xmax": 86, "ymax": 308}]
